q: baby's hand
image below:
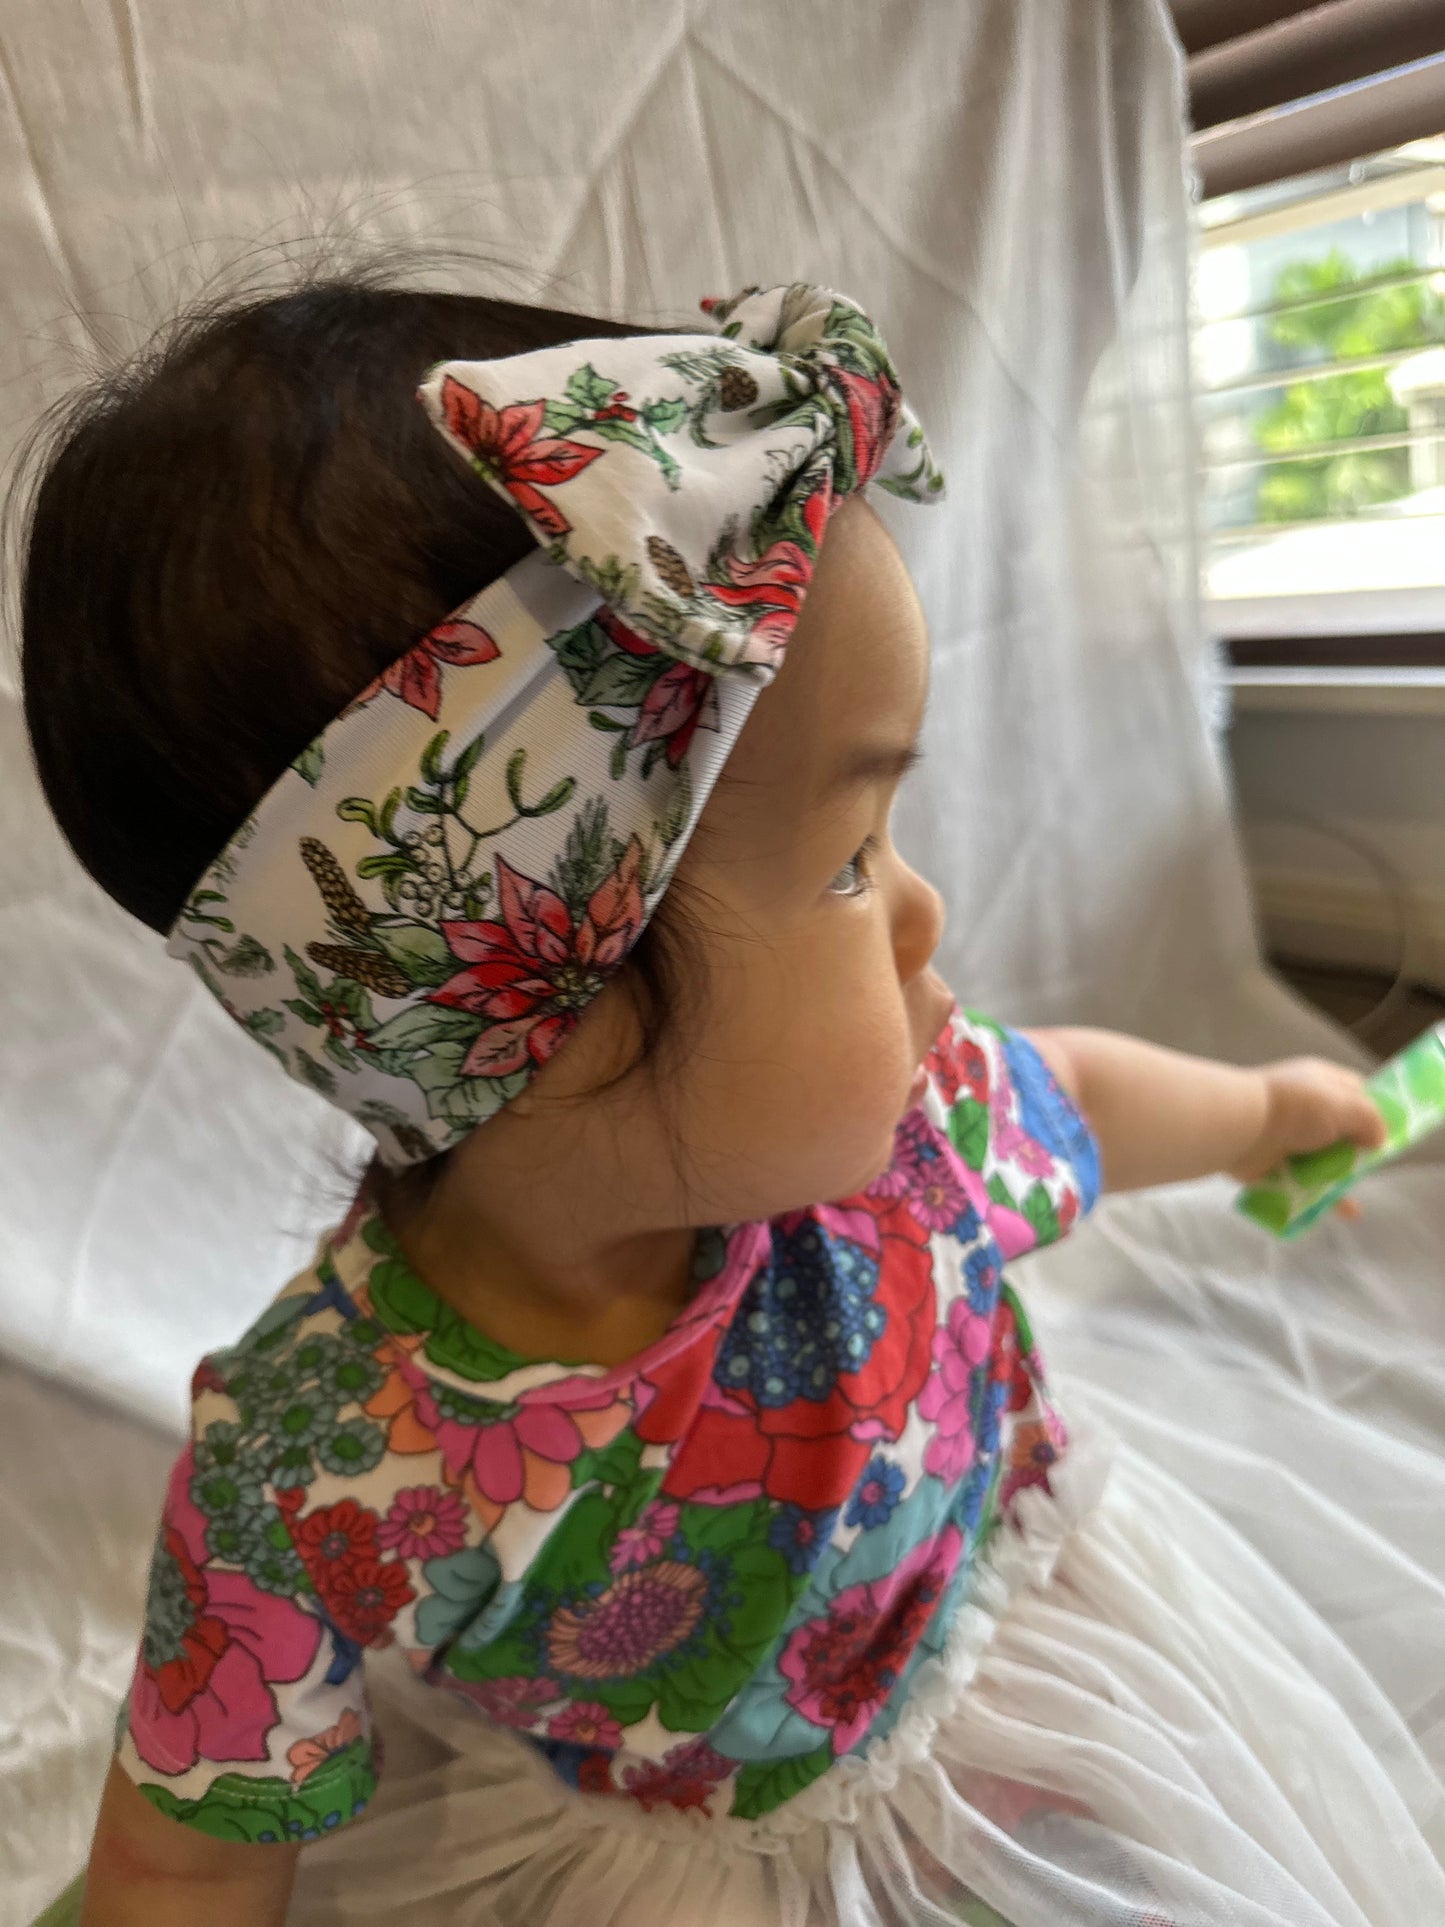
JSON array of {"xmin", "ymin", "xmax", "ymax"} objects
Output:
[{"xmin": 1229, "ymin": 1057, "xmax": 1387, "ymax": 1185}]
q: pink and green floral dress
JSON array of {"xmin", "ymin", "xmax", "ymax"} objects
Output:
[{"xmin": 115, "ymin": 1007, "xmax": 1099, "ymax": 1843}]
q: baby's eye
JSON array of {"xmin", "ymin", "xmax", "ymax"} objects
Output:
[{"xmin": 828, "ymin": 837, "xmax": 877, "ymax": 899}]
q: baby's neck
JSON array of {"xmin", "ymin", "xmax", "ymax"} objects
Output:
[{"xmin": 377, "ymin": 1178, "xmax": 699, "ymax": 1371}]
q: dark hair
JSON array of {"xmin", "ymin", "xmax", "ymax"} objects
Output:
[{"xmin": 16, "ymin": 269, "xmax": 704, "ymax": 1184}]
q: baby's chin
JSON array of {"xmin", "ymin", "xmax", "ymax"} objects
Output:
[{"xmin": 823, "ymin": 1114, "xmax": 913, "ymax": 1206}]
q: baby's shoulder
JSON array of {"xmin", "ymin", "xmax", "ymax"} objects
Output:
[{"xmin": 188, "ymin": 1243, "xmax": 379, "ymax": 1415}]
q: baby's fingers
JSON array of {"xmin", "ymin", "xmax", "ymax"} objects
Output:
[
  {"xmin": 1293, "ymin": 1059, "xmax": 1388, "ymax": 1151},
  {"xmin": 1340, "ymin": 1078, "xmax": 1388, "ymax": 1151}
]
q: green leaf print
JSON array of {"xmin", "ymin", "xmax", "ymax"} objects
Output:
[
  {"xmin": 378, "ymin": 786, "xmax": 403, "ymax": 841},
  {"xmin": 731, "ymin": 1743, "xmax": 834, "ymax": 1821},
  {"xmin": 420, "ymin": 729, "xmax": 451, "ymax": 783},
  {"xmin": 292, "ymin": 741, "xmax": 325, "ymax": 787},
  {"xmin": 354, "ymin": 852, "xmax": 410, "ymax": 882},
  {"xmin": 322, "ymin": 1034, "xmax": 361, "ymax": 1074},
  {"xmin": 577, "ymin": 652, "xmax": 662, "ymax": 711},
  {"xmin": 365, "ymin": 1002, "xmax": 483, "ymax": 1059},
  {"xmin": 657, "ymin": 767, "xmax": 694, "ymax": 849},
  {"xmin": 337, "ymin": 796, "xmax": 378, "ymax": 832},
  {"xmin": 542, "ymin": 397, "xmax": 587, "ymax": 437},
  {"xmin": 367, "ymin": 921, "xmax": 455, "ymax": 989},
  {"xmin": 1000, "ymin": 1282, "xmax": 1035, "ymax": 1356},
  {"xmin": 1021, "ymin": 1181, "xmax": 1060, "ymax": 1247},
  {"xmin": 680, "ymin": 1496, "xmax": 772, "ymax": 1559},
  {"xmin": 947, "ymin": 1096, "xmax": 991, "ymax": 1170},
  {"xmin": 986, "ymin": 1174, "xmax": 1015, "ymax": 1211},
  {"xmin": 641, "ymin": 396, "xmax": 688, "ymax": 436},
  {"xmin": 505, "ymin": 747, "xmax": 528, "ymax": 811},
  {"xmin": 717, "ymin": 1541, "xmax": 798, "ymax": 1653},
  {"xmin": 570, "ymin": 1429, "xmax": 647, "ymax": 1493},
  {"xmin": 554, "ymin": 798, "xmax": 619, "ymax": 911},
  {"xmin": 531, "ymin": 777, "xmax": 578, "ymax": 816},
  {"xmin": 550, "ymin": 616, "xmax": 611, "ymax": 695},
  {"xmin": 292, "ymin": 1050, "xmax": 337, "ymax": 1097},
  {"xmin": 574, "ymin": 551, "xmax": 642, "ymax": 609},
  {"xmin": 565, "ymin": 363, "xmax": 618, "ymax": 411},
  {"xmin": 656, "ymin": 1656, "xmax": 733, "ymax": 1734},
  {"xmin": 216, "ymin": 935, "xmax": 275, "ymax": 978},
  {"xmin": 588, "ymin": 413, "xmax": 681, "ymax": 485},
  {"xmin": 283, "ymin": 945, "xmax": 326, "ymax": 1008},
  {"xmin": 452, "ymin": 734, "xmax": 487, "ymax": 785}
]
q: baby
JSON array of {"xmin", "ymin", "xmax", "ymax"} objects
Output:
[{"xmin": 20, "ymin": 277, "xmax": 1392, "ymax": 1927}]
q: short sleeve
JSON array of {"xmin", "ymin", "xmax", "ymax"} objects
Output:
[
  {"xmin": 928, "ymin": 1007, "xmax": 1101, "ymax": 1258},
  {"xmin": 114, "ymin": 1364, "xmax": 379, "ymax": 1846}
]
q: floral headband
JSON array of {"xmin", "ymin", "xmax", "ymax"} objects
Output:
[{"xmin": 167, "ymin": 283, "xmax": 944, "ymax": 1166}]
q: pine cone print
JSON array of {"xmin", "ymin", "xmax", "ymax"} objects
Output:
[
  {"xmin": 300, "ymin": 836, "xmax": 372, "ymax": 937},
  {"xmin": 646, "ymin": 537, "xmax": 696, "ymax": 598},
  {"xmin": 718, "ymin": 366, "xmax": 759, "ymax": 411},
  {"xmin": 306, "ymin": 944, "xmax": 412, "ymax": 999}
]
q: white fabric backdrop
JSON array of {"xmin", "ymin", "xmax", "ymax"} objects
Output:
[
  {"xmin": 0, "ymin": 0, "xmax": 1293, "ymax": 1430},
  {"xmin": 2, "ymin": 0, "xmax": 1442, "ymax": 1918}
]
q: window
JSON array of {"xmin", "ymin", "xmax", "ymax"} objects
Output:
[{"xmin": 1198, "ymin": 134, "xmax": 1445, "ymax": 660}]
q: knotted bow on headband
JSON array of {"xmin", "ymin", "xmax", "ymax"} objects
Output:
[{"xmin": 167, "ymin": 284, "xmax": 943, "ymax": 1166}]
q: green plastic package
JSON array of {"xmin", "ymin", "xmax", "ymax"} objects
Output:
[{"xmin": 1237, "ymin": 1021, "xmax": 1445, "ymax": 1238}]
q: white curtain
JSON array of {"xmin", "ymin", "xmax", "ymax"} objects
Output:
[{"xmin": 2, "ymin": 0, "xmax": 1441, "ymax": 1916}]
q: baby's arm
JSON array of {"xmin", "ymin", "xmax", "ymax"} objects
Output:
[
  {"xmin": 1027, "ymin": 1027, "xmax": 1386, "ymax": 1192},
  {"xmin": 82, "ymin": 1759, "xmax": 299, "ymax": 1927}
]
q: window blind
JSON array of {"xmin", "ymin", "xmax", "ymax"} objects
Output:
[{"xmin": 1176, "ymin": 2, "xmax": 1445, "ymax": 196}]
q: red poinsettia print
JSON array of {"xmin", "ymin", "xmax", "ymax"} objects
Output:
[
  {"xmin": 356, "ymin": 619, "xmax": 502, "ymax": 721},
  {"xmin": 438, "ymin": 375, "xmax": 602, "ymax": 540},
  {"xmin": 644, "ymin": 1194, "xmax": 936, "ymax": 1510},
  {"xmin": 430, "ymin": 839, "xmax": 647, "ymax": 1079},
  {"xmin": 707, "ymin": 484, "xmax": 831, "ymax": 661},
  {"xmin": 598, "ymin": 610, "xmax": 718, "ymax": 768},
  {"xmin": 830, "ymin": 365, "xmax": 901, "ymax": 488}
]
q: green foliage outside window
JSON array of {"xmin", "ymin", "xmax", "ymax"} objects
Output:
[{"xmin": 1252, "ymin": 250, "xmax": 1442, "ymax": 523}]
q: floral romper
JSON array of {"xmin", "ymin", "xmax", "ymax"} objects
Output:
[{"xmin": 116, "ymin": 1006, "xmax": 1099, "ymax": 1845}]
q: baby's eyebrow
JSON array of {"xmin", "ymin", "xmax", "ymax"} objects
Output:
[{"xmin": 819, "ymin": 739, "xmax": 924, "ymax": 801}]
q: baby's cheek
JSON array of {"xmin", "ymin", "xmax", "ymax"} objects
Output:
[{"xmin": 816, "ymin": 1008, "xmax": 915, "ymax": 1138}]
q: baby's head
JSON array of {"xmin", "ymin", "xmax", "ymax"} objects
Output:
[{"xmin": 19, "ymin": 274, "xmax": 948, "ymax": 1238}]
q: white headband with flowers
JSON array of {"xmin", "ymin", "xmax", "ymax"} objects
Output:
[{"xmin": 166, "ymin": 283, "xmax": 944, "ymax": 1165}]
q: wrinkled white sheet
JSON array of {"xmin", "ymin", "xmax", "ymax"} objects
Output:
[{"xmin": 2, "ymin": 0, "xmax": 1443, "ymax": 1920}]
